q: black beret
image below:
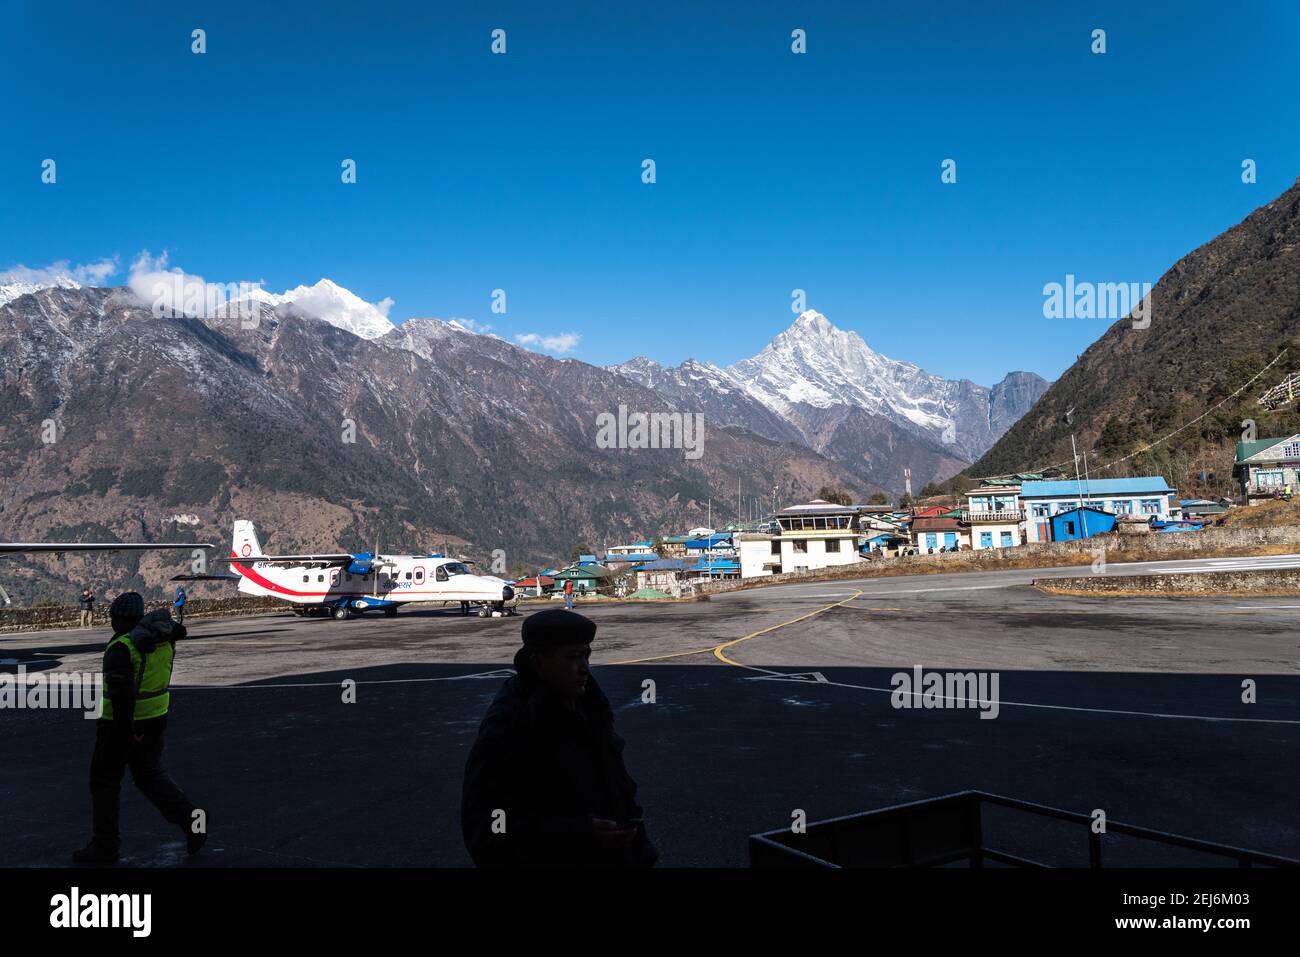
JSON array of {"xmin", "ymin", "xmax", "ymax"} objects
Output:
[{"xmin": 521, "ymin": 608, "xmax": 596, "ymax": 650}]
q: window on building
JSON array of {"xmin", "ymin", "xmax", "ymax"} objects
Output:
[
  {"xmin": 1282, "ymin": 441, "xmax": 1300, "ymax": 458},
  {"xmin": 826, "ymin": 538, "xmax": 840, "ymax": 552},
  {"xmin": 1065, "ymin": 521, "xmax": 1076, "ymax": 535},
  {"xmin": 770, "ymin": 539, "xmax": 780, "ymax": 555},
  {"xmin": 926, "ymin": 533, "xmax": 937, "ymax": 549},
  {"xmin": 793, "ymin": 541, "xmax": 807, "ymax": 553},
  {"xmin": 1115, "ymin": 500, "xmax": 1133, "ymax": 514},
  {"xmin": 1032, "ymin": 504, "xmax": 1049, "ymax": 518},
  {"xmin": 1140, "ymin": 499, "xmax": 1160, "ymax": 514},
  {"xmin": 1000, "ymin": 531, "xmax": 1013, "ymax": 547},
  {"xmin": 980, "ymin": 531, "xmax": 992, "ymax": 548},
  {"xmin": 1256, "ymin": 470, "xmax": 1284, "ymax": 487}
]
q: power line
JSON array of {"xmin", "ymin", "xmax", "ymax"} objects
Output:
[{"xmin": 978, "ymin": 347, "xmax": 1291, "ymax": 481}]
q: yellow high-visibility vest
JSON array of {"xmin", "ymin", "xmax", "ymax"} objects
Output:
[{"xmin": 100, "ymin": 633, "xmax": 173, "ymax": 721}]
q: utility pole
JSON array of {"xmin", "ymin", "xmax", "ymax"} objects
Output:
[{"xmin": 1071, "ymin": 433, "xmax": 1089, "ymax": 539}]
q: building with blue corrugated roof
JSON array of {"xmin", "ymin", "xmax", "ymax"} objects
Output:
[{"xmin": 1020, "ymin": 476, "xmax": 1176, "ymax": 543}]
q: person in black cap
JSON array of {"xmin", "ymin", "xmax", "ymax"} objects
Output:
[
  {"xmin": 461, "ymin": 608, "xmax": 657, "ymax": 867},
  {"xmin": 73, "ymin": 592, "xmax": 205, "ymax": 864}
]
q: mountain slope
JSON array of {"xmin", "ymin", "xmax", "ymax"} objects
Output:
[
  {"xmin": 610, "ymin": 310, "xmax": 1048, "ymax": 490},
  {"xmin": 966, "ymin": 178, "xmax": 1300, "ymax": 495},
  {"xmin": 0, "ymin": 288, "xmax": 870, "ymax": 603}
]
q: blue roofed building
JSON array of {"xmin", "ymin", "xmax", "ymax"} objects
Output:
[{"xmin": 1020, "ymin": 477, "xmax": 1176, "ymax": 543}]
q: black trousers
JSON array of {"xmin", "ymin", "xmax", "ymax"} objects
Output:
[{"xmin": 90, "ymin": 716, "xmax": 195, "ymax": 845}]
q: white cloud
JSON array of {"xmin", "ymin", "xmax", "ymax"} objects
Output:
[
  {"xmin": 515, "ymin": 332, "xmax": 580, "ymax": 354},
  {"xmin": 127, "ymin": 251, "xmax": 263, "ymax": 318},
  {"xmin": 0, "ymin": 258, "xmax": 118, "ymax": 285}
]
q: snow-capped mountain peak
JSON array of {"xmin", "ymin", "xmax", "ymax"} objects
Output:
[
  {"xmin": 611, "ymin": 309, "xmax": 1050, "ymax": 463},
  {"xmin": 0, "ymin": 276, "xmax": 82, "ymax": 308},
  {"xmin": 245, "ymin": 278, "xmax": 396, "ymax": 339}
]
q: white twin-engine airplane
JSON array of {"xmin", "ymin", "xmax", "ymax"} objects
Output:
[{"xmin": 227, "ymin": 520, "xmax": 517, "ymax": 620}]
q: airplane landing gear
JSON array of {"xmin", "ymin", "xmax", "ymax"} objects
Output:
[
  {"xmin": 333, "ymin": 604, "xmax": 351, "ymax": 620},
  {"xmin": 384, "ymin": 606, "xmax": 397, "ymax": 618}
]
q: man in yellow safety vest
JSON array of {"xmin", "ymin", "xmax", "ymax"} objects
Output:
[{"xmin": 73, "ymin": 592, "xmax": 206, "ymax": 864}]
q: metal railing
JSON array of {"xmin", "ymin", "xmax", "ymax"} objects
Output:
[
  {"xmin": 960, "ymin": 508, "xmax": 1023, "ymax": 523},
  {"xmin": 749, "ymin": 790, "xmax": 1300, "ymax": 868}
]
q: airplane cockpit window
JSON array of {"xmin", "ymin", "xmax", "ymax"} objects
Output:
[
  {"xmin": 442, "ymin": 562, "xmax": 471, "ymax": 577},
  {"xmin": 435, "ymin": 566, "xmax": 449, "ymax": 582}
]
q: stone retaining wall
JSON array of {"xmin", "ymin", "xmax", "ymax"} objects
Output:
[
  {"xmin": 697, "ymin": 525, "xmax": 1300, "ymax": 595},
  {"xmin": 1035, "ymin": 568, "xmax": 1300, "ymax": 596},
  {"xmin": 0, "ymin": 596, "xmax": 285, "ymax": 634}
]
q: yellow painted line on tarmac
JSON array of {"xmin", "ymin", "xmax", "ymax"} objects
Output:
[
  {"xmin": 712, "ymin": 589, "xmax": 864, "ymax": 668},
  {"xmin": 606, "ymin": 646, "xmax": 723, "ymax": 665}
]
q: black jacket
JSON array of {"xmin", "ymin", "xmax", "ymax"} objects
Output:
[
  {"xmin": 102, "ymin": 609, "xmax": 186, "ymax": 738},
  {"xmin": 461, "ymin": 651, "xmax": 657, "ymax": 868}
]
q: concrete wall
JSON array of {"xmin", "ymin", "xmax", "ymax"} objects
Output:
[
  {"xmin": 698, "ymin": 524, "xmax": 1300, "ymax": 595},
  {"xmin": 0, "ymin": 595, "xmax": 286, "ymax": 634},
  {"xmin": 1036, "ymin": 568, "xmax": 1300, "ymax": 596}
]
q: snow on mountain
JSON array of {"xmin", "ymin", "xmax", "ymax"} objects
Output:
[
  {"xmin": 611, "ymin": 310, "xmax": 1049, "ymax": 463},
  {"xmin": 730, "ymin": 309, "xmax": 961, "ymax": 434},
  {"xmin": 0, "ymin": 276, "xmax": 82, "ymax": 307},
  {"xmin": 239, "ymin": 278, "xmax": 395, "ymax": 339}
]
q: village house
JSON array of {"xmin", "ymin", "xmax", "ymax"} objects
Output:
[
  {"xmin": 1234, "ymin": 433, "xmax": 1300, "ymax": 503},
  {"xmin": 1019, "ymin": 477, "xmax": 1177, "ymax": 543},
  {"xmin": 549, "ymin": 563, "xmax": 612, "ymax": 595},
  {"xmin": 909, "ymin": 515, "xmax": 971, "ymax": 553},
  {"xmin": 633, "ymin": 558, "xmax": 689, "ymax": 593},
  {"xmin": 962, "ymin": 483, "xmax": 1025, "ymax": 550}
]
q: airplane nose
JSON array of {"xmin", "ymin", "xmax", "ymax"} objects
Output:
[{"xmin": 502, "ymin": 585, "xmax": 515, "ymax": 601}]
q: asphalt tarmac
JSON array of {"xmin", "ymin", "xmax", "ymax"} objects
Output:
[{"xmin": 3, "ymin": 556, "xmax": 1299, "ymax": 867}]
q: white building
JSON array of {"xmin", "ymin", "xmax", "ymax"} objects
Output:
[
  {"xmin": 766, "ymin": 500, "xmax": 863, "ymax": 575},
  {"xmin": 962, "ymin": 484, "xmax": 1025, "ymax": 550},
  {"xmin": 1019, "ymin": 477, "xmax": 1177, "ymax": 543}
]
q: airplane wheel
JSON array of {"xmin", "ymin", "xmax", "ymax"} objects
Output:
[
  {"xmin": 477, "ymin": 606, "xmax": 490, "ymax": 618},
  {"xmin": 333, "ymin": 605, "xmax": 350, "ymax": 620},
  {"xmin": 384, "ymin": 607, "xmax": 397, "ymax": 618}
]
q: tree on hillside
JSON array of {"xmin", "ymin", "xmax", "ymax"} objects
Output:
[
  {"xmin": 816, "ymin": 486, "xmax": 853, "ymax": 506},
  {"xmin": 867, "ymin": 492, "xmax": 888, "ymax": 505}
]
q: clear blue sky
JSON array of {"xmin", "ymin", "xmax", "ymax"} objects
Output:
[{"xmin": 3, "ymin": 1, "xmax": 1298, "ymax": 384}]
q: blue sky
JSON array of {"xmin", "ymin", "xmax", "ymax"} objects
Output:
[{"xmin": 3, "ymin": 1, "xmax": 1298, "ymax": 383}]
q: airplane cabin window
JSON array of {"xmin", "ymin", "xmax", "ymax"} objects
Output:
[
  {"xmin": 302, "ymin": 575, "xmax": 309, "ymax": 583},
  {"xmin": 405, "ymin": 572, "xmax": 412, "ymax": 580}
]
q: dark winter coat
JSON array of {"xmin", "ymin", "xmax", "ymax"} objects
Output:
[{"xmin": 461, "ymin": 650, "xmax": 658, "ymax": 868}]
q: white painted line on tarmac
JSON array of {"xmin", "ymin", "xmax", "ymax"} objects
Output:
[
  {"xmin": 850, "ymin": 584, "xmax": 1011, "ymax": 596},
  {"xmin": 777, "ymin": 674, "xmax": 1300, "ymax": 726},
  {"xmin": 175, "ymin": 668, "xmax": 515, "ymax": 690}
]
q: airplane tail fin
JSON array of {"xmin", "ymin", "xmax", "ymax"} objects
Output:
[{"xmin": 232, "ymin": 520, "xmax": 264, "ymax": 559}]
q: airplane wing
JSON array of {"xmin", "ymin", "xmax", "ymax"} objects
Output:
[
  {"xmin": 171, "ymin": 573, "xmax": 242, "ymax": 582},
  {"xmin": 218, "ymin": 554, "xmax": 355, "ymax": 567},
  {"xmin": 0, "ymin": 542, "xmax": 212, "ymax": 553}
]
